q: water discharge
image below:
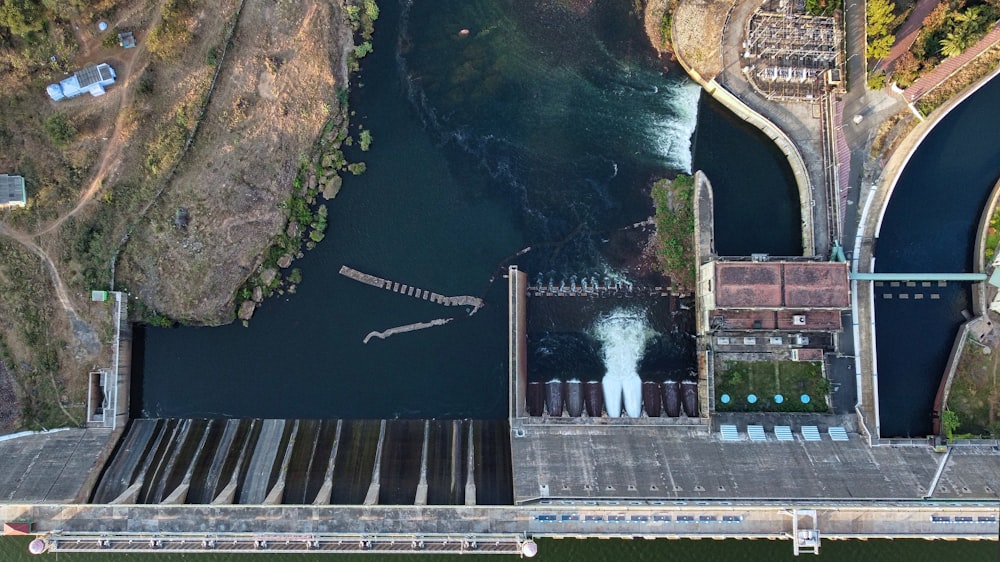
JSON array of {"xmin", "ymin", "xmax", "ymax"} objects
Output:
[{"xmin": 594, "ymin": 308, "xmax": 654, "ymax": 418}]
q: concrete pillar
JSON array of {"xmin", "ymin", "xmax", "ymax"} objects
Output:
[
  {"xmin": 312, "ymin": 420, "xmax": 342, "ymax": 505},
  {"xmin": 212, "ymin": 419, "xmax": 258, "ymax": 505},
  {"xmin": 465, "ymin": 422, "xmax": 476, "ymax": 506},
  {"xmin": 162, "ymin": 422, "xmax": 213, "ymax": 505},
  {"xmin": 363, "ymin": 420, "xmax": 386, "ymax": 505},
  {"xmin": 109, "ymin": 481, "xmax": 143, "ymax": 504},
  {"xmin": 414, "ymin": 420, "xmax": 430, "ymax": 505},
  {"xmin": 264, "ymin": 420, "xmax": 299, "ymax": 505}
]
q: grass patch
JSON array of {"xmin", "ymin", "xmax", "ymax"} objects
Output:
[
  {"xmin": 651, "ymin": 174, "xmax": 695, "ymax": 290},
  {"xmin": 946, "ymin": 339, "xmax": 1000, "ymax": 437},
  {"xmin": 715, "ymin": 359, "xmax": 830, "ymax": 412}
]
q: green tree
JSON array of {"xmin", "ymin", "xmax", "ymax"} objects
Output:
[
  {"xmin": 0, "ymin": 0, "xmax": 45, "ymax": 36},
  {"xmin": 868, "ymin": 34, "xmax": 894, "ymax": 59},
  {"xmin": 866, "ymin": 0, "xmax": 896, "ymax": 60},
  {"xmin": 359, "ymin": 129, "xmax": 372, "ymax": 151},
  {"xmin": 942, "ymin": 408, "xmax": 960, "ymax": 439},
  {"xmin": 939, "ymin": 31, "xmax": 968, "ymax": 57}
]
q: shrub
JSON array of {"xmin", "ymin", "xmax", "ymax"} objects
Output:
[
  {"xmin": 147, "ymin": 0, "xmax": 193, "ymax": 60},
  {"xmin": 44, "ymin": 113, "xmax": 76, "ymax": 147},
  {"xmin": 359, "ymin": 129, "xmax": 371, "ymax": 151}
]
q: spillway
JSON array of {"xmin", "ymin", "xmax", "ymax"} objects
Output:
[
  {"xmin": 545, "ymin": 379, "xmax": 564, "ymax": 417},
  {"xmin": 662, "ymin": 380, "xmax": 681, "ymax": 418},
  {"xmin": 564, "ymin": 379, "xmax": 584, "ymax": 417},
  {"xmin": 584, "ymin": 381, "xmax": 604, "ymax": 417},
  {"xmin": 642, "ymin": 381, "xmax": 661, "ymax": 417}
]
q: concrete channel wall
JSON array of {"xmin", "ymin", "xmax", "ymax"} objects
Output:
[{"xmin": 671, "ymin": 35, "xmax": 815, "ymax": 256}]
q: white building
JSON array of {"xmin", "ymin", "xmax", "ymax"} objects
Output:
[{"xmin": 47, "ymin": 63, "xmax": 117, "ymax": 101}]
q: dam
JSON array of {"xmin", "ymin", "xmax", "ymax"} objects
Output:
[{"xmin": 2, "ymin": 265, "xmax": 999, "ymax": 556}]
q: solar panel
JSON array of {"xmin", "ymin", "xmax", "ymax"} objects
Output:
[
  {"xmin": 774, "ymin": 426, "xmax": 794, "ymax": 441},
  {"xmin": 828, "ymin": 426, "xmax": 849, "ymax": 441},
  {"xmin": 720, "ymin": 424, "xmax": 740, "ymax": 441},
  {"xmin": 801, "ymin": 426, "xmax": 821, "ymax": 441},
  {"xmin": 747, "ymin": 425, "xmax": 766, "ymax": 441},
  {"xmin": 77, "ymin": 65, "xmax": 101, "ymax": 87}
]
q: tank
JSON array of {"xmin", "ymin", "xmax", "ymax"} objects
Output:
[
  {"xmin": 545, "ymin": 379, "xmax": 564, "ymax": 417},
  {"xmin": 642, "ymin": 381, "xmax": 661, "ymax": 417},
  {"xmin": 682, "ymin": 380, "xmax": 699, "ymax": 418},
  {"xmin": 526, "ymin": 382, "xmax": 544, "ymax": 417},
  {"xmin": 602, "ymin": 376, "xmax": 622, "ymax": 417},
  {"xmin": 662, "ymin": 380, "xmax": 681, "ymax": 418},
  {"xmin": 585, "ymin": 381, "xmax": 604, "ymax": 417},
  {"xmin": 564, "ymin": 379, "xmax": 584, "ymax": 417}
]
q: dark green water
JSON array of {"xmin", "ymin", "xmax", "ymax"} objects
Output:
[{"xmin": 2, "ymin": 536, "xmax": 996, "ymax": 561}]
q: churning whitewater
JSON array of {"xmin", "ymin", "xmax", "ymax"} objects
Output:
[{"xmin": 594, "ymin": 308, "xmax": 655, "ymax": 418}]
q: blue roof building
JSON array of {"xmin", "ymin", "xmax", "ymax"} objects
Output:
[
  {"xmin": 0, "ymin": 174, "xmax": 26, "ymax": 208},
  {"xmin": 47, "ymin": 63, "xmax": 116, "ymax": 101}
]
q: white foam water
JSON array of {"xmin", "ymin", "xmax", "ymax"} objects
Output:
[
  {"xmin": 645, "ymin": 79, "xmax": 702, "ymax": 174},
  {"xmin": 594, "ymin": 308, "xmax": 655, "ymax": 418}
]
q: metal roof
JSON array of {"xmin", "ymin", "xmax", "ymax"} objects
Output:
[{"xmin": 0, "ymin": 174, "xmax": 26, "ymax": 206}]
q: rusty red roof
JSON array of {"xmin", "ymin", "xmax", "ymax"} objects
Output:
[{"xmin": 714, "ymin": 261, "xmax": 849, "ymax": 309}]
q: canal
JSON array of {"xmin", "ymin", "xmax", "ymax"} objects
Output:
[{"xmin": 874, "ymin": 73, "xmax": 1000, "ymax": 437}]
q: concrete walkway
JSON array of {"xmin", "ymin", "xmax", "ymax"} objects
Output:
[{"xmin": 904, "ymin": 23, "xmax": 1000, "ymax": 102}]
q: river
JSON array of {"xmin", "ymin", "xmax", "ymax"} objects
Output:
[{"xmin": 138, "ymin": 0, "xmax": 798, "ymax": 419}]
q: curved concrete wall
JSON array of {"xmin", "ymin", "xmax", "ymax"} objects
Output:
[{"xmin": 671, "ymin": 23, "xmax": 815, "ymax": 256}]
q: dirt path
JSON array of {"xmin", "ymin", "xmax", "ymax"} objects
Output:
[{"xmin": 0, "ymin": 223, "xmax": 80, "ymax": 321}]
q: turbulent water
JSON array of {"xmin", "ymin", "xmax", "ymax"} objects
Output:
[
  {"xmin": 594, "ymin": 308, "xmax": 654, "ymax": 417},
  {"xmin": 398, "ymin": 0, "xmax": 700, "ymax": 271}
]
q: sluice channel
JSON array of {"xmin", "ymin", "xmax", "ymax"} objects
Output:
[{"xmin": 91, "ymin": 418, "xmax": 512, "ymax": 506}]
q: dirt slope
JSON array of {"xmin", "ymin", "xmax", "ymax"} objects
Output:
[{"xmin": 119, "ymin": 0, "xmax": 350, "ymax": 324}]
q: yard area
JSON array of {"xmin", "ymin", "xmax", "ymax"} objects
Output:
[
  {"xmin": 947, "ymin": 339, "xmax": 1000, "ymax": 437},
  {"xmin": 715, "ymin": 359, "xmax": 830, "ymax": 413}
]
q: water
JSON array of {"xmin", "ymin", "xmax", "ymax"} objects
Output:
[
  {"xmin": 693, "ymin": 95, "xmax": 802, "ymax": 256},
  {"xmin": 594, "ymin": 307, "xmax": 652, "ymax": 417},
  {"xmin": 23, "ymin": 0, "xmax": 1000, "ymax": 559},
  {"xmin": 2, "ymin": 536, "xmax": 996, "ymax": 561},
  {"xmin": 874, "ymin": 73, "xmax": 1000, "ymax": 437},
  {"xmin": 138, "ymin": 0, "xmax": 713, "ymax": 419}
]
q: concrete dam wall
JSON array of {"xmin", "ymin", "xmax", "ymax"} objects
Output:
[{"xmin": 90, "ymin": 418, "xmax": 512, "ymax": 506}]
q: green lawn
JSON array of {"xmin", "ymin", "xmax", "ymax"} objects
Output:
[{"xmin": 715, "ymin": 360, "xmax": 830, "ymax": 413}]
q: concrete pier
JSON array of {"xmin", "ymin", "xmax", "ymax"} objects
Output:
[{"xmin": 339, "ymin": 265, "xmax": 484, "ymax": 314}]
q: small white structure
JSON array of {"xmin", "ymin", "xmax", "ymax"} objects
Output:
[
  {"xmin": 0, "ymin": 174, "xmax": 26, "ymax": 208},
  {"xmin": 47, "ymin": 63, "xmax": 116, "ymax": 101}
]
